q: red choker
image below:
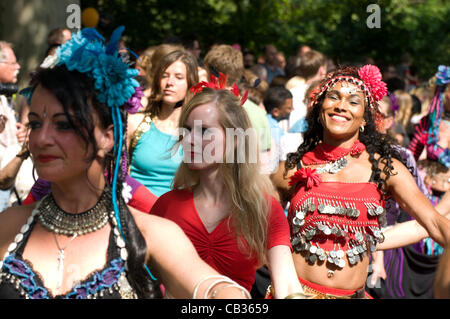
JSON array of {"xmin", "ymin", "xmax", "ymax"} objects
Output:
[{"xmin": 302, "ymin": 140, "xmax": 366, "ymax": 165}]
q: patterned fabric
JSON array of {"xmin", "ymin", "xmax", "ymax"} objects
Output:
[
  {"xmin": 1, "ymin": 254, "xmax": 126, "ymax": 299},
  {"xmin": 0, "ymin": 219, "xmax": 137, "ymax": 299}
]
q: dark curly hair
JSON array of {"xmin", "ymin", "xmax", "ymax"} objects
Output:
[{"xmin": 285, "ymin": 66, "xmax": 411, "ymax": 203}]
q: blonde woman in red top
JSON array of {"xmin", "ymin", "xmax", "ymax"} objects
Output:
[{"xmin": 150, "ymin": 78, "xmax": 303, "ymax": 299}]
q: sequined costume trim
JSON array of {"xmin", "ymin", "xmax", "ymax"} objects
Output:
[
  {"xmin": 0, "ymin": 199, "xmax": 139, "ymax": 299},
  {"xmin": 289, "ymin": 182, "xmax": 385, "ymax": 269},
  {"xmin": 0, "ymin": 254, "xmax": 129, "ymax": 299}
]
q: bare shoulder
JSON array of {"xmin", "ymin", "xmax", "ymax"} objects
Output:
[
  {"xmin": 384, "ymin": 157, "xmax": 410, "ymax": 175},
  {"xmin": 127, "ymin": 113, "xmax": 146, "ymax": 137},
  {"xmin": 126, "ymin": 113, "xmax": 146, "ymax": 147},
  {"xmin": 0, "ymin": 203, "xmax": 36, "ymax": 256},
  {"xmin": 372, "ymin": 151, "xmax": 409, "ymax": 175}
]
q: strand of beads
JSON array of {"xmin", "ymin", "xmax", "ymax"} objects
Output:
[{"xmin": 0, "ymin": 208, "xmax": 39, "ymax": 269}]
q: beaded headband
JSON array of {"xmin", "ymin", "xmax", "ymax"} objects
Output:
[
  {"xmin": 190, "ymin": 72, "xmax": 248, "ymax": 105},
  {"xmin": 308, "ymin": 65, "xmax": 387, "ymax": 131}
]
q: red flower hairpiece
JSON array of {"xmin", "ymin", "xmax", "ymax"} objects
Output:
[
  {"xmin": 357, "ymin": 64, "xmax": 387, "ymax": 102},
  {"xmin": 190, "ymin": 72, "xmax": 248, "ymax": 105}
]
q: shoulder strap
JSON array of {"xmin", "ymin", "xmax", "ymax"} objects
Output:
[
  {"xmin": 11, "ymin": 204, "xmax": 41, "ymax": 256},
  {"xmin": 128, "ymin": 114, "xmax": 152, "ymax": 161}
]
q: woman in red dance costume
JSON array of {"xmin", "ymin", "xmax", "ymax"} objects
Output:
[
  {"xmin": 271, "ymin": 65, "xmax": 450, "ymax": 299},
  {"xmin": 150, "ymin": 77, "xmax": 304, "ymax": 299}
]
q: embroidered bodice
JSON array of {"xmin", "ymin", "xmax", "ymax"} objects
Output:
[
  {"xmin": 0, "ymin": 200, "xmax": 140, "ymax": 299},
  {"xmin": 288, "ymin": 181, "xmax": 385, "ymax": 269}
]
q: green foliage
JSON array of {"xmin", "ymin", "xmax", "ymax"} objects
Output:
[{"xmin": 81, "ymin": 0, "xmax": 449, "ymax": 79}]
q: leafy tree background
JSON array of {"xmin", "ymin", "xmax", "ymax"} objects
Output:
[{"xmin": 81, "ymin": 0, "xmax": 449, "ymax": 80}]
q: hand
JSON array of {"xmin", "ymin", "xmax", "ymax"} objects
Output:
[
  {"xmin": 16, "ymin": 143, "xmax": 30, "ymax": 160},
  {"xmin": 0, "ymin": 114, "xmax": 7, "ymax": 133},
  {"xmin": 16, "ymin": 122, "xmax": 28, "ymax": 144},
  {"xmin": 370, "ymin": 257, "xmax": 387, "ymax": 287}
]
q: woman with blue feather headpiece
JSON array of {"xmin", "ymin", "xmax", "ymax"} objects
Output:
[{"xmin": 0, "ymin": 27, "xmax": 250, "ymax": 299}]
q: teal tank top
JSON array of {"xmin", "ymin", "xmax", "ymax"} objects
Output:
[{"xmin": 130, "ymin": 122, "xmax": 183, "ymax": 197}]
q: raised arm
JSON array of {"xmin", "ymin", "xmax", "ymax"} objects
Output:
[
  {"xmin": 378, "ymin": 219, "xmax": 429, "ymax": 250},
  {"xmin": 379, "ymin": 190, "xmax": 450, "ymax": 250},
  {"xmin": 0, "ymin": 146, "xmax": 29, "ymax": 190},
  {"xmin": 383, "ymin": 158, "xmax": 450, "ymax": 247},
  {"xmin": 136, "ymin": 212, "xmax": 249, "ymax": 299}
]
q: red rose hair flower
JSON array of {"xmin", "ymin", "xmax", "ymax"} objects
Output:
[{"xmin": 357, "ymin": 64, "xmax": 387, "ymax": 101}]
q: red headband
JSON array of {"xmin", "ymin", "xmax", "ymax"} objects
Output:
[{"xmin": 308, "ymin": 65, "xmax": 387, "ymax": 131}]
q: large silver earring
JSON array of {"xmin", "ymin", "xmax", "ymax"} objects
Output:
[{"xmin": 359, "ymin": 126, "xmax": 365, "ymax": 133}]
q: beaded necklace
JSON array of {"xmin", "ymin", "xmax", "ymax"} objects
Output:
[{"xmin": 37, "ymin": 189, "xmax": 112, "ymax": 236}]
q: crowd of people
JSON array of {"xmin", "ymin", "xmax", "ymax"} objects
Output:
[{"xmin": 0, "ymin": 25, "xmax": 449, "ymax": 299}]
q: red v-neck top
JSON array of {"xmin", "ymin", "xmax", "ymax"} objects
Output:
[{"xmin": 150, "ymin": 189, "xmax": 291, "ymax": 292}]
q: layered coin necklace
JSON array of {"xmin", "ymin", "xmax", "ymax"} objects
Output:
[
  {"xmin": 37, "ymin": 189, "xmax": 112, "ymax": 289},
  {"xmin": 302, "ymin": 140, "xmax": 366, "ymax": 174}
]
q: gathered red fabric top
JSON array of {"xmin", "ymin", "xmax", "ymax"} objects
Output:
[{"xmin": 150, "ymin": 189, "xmax": 291, "ymax": 292}]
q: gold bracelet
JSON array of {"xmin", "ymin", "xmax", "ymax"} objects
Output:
[{"xmin": 284, "ymin": 292, "xmax": 310, "ymax": 299}]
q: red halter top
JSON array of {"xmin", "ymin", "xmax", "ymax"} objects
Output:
[{"xmin": 288, "ymin": 142, "xmax": 385, "ymax": 269}]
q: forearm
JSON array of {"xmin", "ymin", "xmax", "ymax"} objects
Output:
[
  {"xmin": 267, "ymin": 245, "xmax": 303, "ymax": 298},
  {"xmin": 391, "ymin": 184, "xmax": 450, "ymax": 248},
  {"xmin": 0, "ymin": 157, "xmax": 24, "ymax": 190},
  {"xmin": 428, "ymin": 213, "xmax": 450, "ymax": 247},
  {"xmin": 435, "ymin": 191, "xmax": 450, "ymax": 218},
  {"xmin": 154, "ymin": 257, "xmax": 249, "ymax": 299},
  {"xmin": 371, "ymin": 250, "xmax": 384, "ymax": 265},
  {"xmin": 378, "ymin": 220, "xmax": 429, "ymax": 250}
]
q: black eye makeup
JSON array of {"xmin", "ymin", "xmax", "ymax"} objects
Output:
[
  {"xmin": 55, "ymin": 121, "xmax": 73, "ymax": 131},
  {"xmin": 27, "ymin": 120, "xmax": 42, "ymax": 130}
]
